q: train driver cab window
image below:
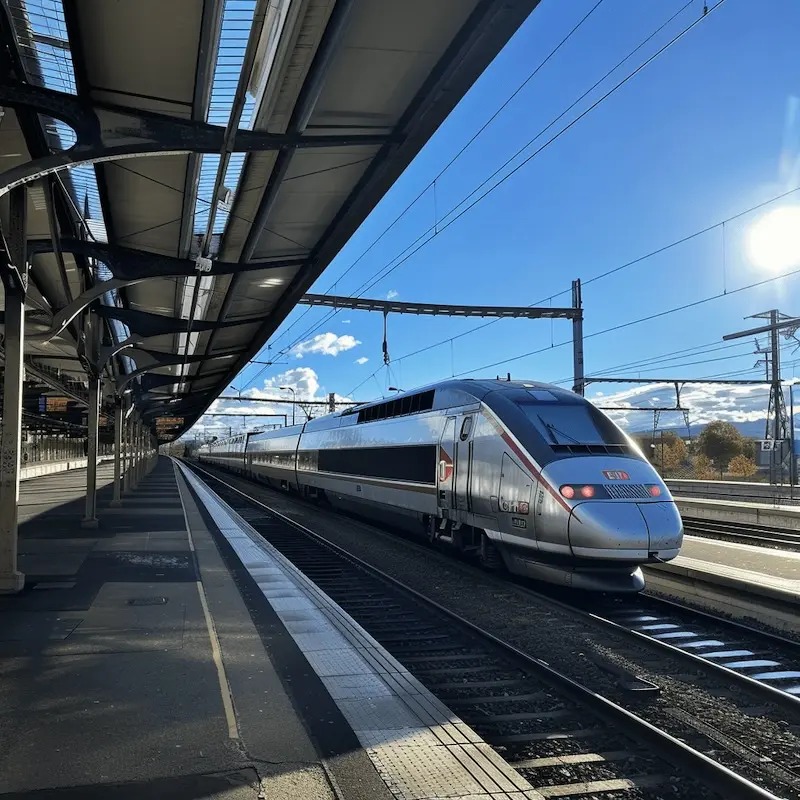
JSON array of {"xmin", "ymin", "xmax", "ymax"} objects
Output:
[
  {"xmin": 519, "ymin": 403, "xmax": 626, "ymax": 447},
  {"xmin": 459, "ymin": 416, "xmax": 473, "ymax": 441}
]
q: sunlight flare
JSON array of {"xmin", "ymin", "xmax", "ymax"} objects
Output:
[{"xmin": 746, "ymin": 206, "xmax": 800, "ymax": 272}]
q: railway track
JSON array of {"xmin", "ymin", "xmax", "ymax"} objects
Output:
[
  {"xmin": 529, "ymin": 583, "xmax": 800, "ymax": 707},
  {"xmin": 184, "ymin": 460, "xmax": 791, "ymax": 800},
  {"xmin": 682, "ymin": 517, "xmax": 800, "ymax": 551}
]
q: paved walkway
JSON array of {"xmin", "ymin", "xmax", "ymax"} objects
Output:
[{"xmin": 0, "ymin": 457, "xmax": 375, "ymax": 799}]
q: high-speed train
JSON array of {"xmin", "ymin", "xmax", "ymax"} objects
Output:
[{"xmin": 197, "ymin": 379, "xmax": 683, "ymax": 591}]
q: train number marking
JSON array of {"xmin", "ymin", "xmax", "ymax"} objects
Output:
[
  {"xmin": 602, "ymin": 470, "xmax": 630, "ymax": 480},
  {"xmin": 512, "ymin": 517, "xmax": 527, "ymax": 529}
]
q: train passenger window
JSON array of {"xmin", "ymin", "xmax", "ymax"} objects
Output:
[{"xmin": 459, "ymin": 416, "xmax": 473, "ymax": 441}]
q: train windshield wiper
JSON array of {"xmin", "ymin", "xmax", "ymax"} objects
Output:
[{"xmin": 538, "ymin": 415, "xmax": 581, "ymax": 445}]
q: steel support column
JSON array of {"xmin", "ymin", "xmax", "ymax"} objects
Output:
[
  {"xmin": 123, "ymin": 412, "xmax": 132, "ymax": 492},
  {"xmin": 111, "ymin": 399, "xmax": 123, "ymax": 507},
  {"xmin": 134, "ymin": 422, "xmax": 143, "ymax": 486},
  {"xmin": 146, "ymin": 431, "xmax": 154, "ymax": 475},
  {"xmin": 571, "ymin": 279, "xmax": 585, "ymax": 397},
  {"xmin": 81, "ymin": 374, "xmax": 100, "ymax": 528},
  {"xmin": 0, "ymin": 186, "xmax": 27, "ymax": 593},
  {"xmin": 129, "ymin": 420, "xmax": 138, "ymax": 490}
]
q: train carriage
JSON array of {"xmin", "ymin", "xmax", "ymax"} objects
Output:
[{"xmin": 198, "ymin": 379, "xmax": 683, "ymax": 591}]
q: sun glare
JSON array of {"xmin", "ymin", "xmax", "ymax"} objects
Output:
[{"xmin": 746, "ymin": 206, "xmax": 800, "ymax": 272}]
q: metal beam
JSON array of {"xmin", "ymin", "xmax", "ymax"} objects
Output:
[
  {"xmin": 722, "ymin": 317, "xmax": 800, "ymax": 341},
  {"xmin": 93, "ymin": 306, "xmax": 261, "ymax": 338},
  {"xmin": 95, "ymin": 335, "xmax": 242, "ymax": 372},
  {"xmin": 20, "ymin": 254, "xmax": 299, "ymax": 345},
  {"xmin": 583, "ymin": 377, "xmax": 768, "ymax": 386},
  {"xmin": 27, "ymin": 238, "xmax": 308, "ymax": 280},
  {"xmin": 138, "ymin": 368, "xmax": 231, "ymax": 394},
  {"xmin": 597, "ymin": 406, "xmax": 689, "ymax": 412},
  {"xmin": 216, "ymin": 395, "xmax": 360, "ymax": 406},
  {"xmin": 203, "ymin": 412, "xmax": 288, "ymax": 420},
  {"xmin": 115, "ymin": 353, "xmax": 239, "ymax": 393},
  {"xmin": 298, "ymin": 293, "xmax": 580, "ymax": 319},
  {"xmin": 0, "ymin": 79, "xmax": 397, "ymax": 196}
]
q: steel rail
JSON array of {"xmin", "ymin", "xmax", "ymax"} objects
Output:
[{"xmin": 184, "ymin": 459, "xmax": 783, "ymax": 800}]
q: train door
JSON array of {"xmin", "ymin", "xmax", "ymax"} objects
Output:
[
  {"xmin": 437, "ymin": 416, "xmax": 457, "ymax": 512},
  {"xmin": 455, "ymin": 414, "xmax": 474, "ymax": 512}
]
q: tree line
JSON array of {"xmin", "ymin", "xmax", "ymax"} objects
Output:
[{"xmin": 632, "ymin": 421, "xmax": 758, "ymax": 480}]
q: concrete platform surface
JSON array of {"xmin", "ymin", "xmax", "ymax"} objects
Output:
[
  {"xmin": 0, "ymin": 457, "xmax": 366, "ymax": 799},
  {"xmin": 665, "ymin": 535, "xmax": 800, "ymax": 595},
  {"xmin": 176, "ymin": 460, "xmax": 544, "ymax": 800},
  {"xmin": 645, "ymin": 534, "xmax": 800, "ymax": 622}
]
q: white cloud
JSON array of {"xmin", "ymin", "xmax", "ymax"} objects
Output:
[
  {"xmin": 191, "ymin": 367, "xmax": 356, "ymax": 437},
  {"xmin": 292, "ymin": 332, "xmax": 361, "ymax": 359},
  {"xmin": 355, "ymin": 356, "xmax": 369, "ymax": 365},
  {"xmin": 386, "ymin": 289, "xmax": 399, "ymax": 300},
  {"xmin": 588, "ymin": 381, "xmax": 772, "ymax": 434},
  {"xmin": 262, "ymin": 367, "xmax": 321, "ymax": 399}
]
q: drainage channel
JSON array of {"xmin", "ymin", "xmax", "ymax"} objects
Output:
[{"xmin": 187, "ymin": 462, "xmax": 783, "ymax": 800}]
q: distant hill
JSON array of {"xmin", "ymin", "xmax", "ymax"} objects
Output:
[{"xmin": 646, "ymin": 419, "xmax": 769, "ymax": 440}]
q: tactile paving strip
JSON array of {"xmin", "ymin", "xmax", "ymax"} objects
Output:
[{"xmin": 176, "ymin": 461, "xmax": 544, "ymax": 800}]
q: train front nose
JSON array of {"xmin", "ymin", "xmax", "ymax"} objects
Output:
[{"xmin": 567, "ymin": 501, "xmax": 683, "ymax": 561}]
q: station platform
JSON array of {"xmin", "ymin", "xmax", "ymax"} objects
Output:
[
  {"xmin": 678, "ymin": 534, "xmax": 800, "ymax": 588},
  {"xmin": 646, "ymin": 534, "xmax": 800, "ymax": 631},
  {"xmin": 0, "ymin": 457, "xmax": 543, "ymax": 800},
  {"xmin": 649, "ymin": 534, "xmax": 800, "ymax": 599}
]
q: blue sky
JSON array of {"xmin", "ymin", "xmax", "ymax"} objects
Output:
[{"xmin": 204, "ymin": 0, "xmax": 800, "ymax": 435}]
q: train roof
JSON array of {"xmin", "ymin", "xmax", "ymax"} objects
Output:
[
  {"xmin": 245, "ymin": 378, "xmax": 583, "ymax": 442},
  {"xmin": 342, "ymin": 378, "xmax": 575, "ymax": 412}
]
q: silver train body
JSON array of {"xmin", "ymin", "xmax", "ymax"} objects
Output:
[{"xmin": 198, "ymin": 379, "xmax": 683, "ymax": 591}]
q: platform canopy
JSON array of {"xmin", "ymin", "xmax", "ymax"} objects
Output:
[{"xmin": 0, "ymin": 0, "xmax": 538, "ymax": 441}]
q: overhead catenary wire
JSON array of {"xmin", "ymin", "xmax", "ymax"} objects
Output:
[
  {"xmin": 346, "ymin": 177, "xmax": 800, "ymax": 396},
  {"xmin": 249, "ymin": 1, "xmax": 608, "ymax": 358},
  {"xmin": 551, "ymin": 340, "xmax": 798, "ymax": 388},
  {"xmin": 252, "ymin": 0, "xmax": 726, "ymax": 388},
  {"xmin": 550, "ymin": 338, "xmax": 765, "ymax": 385},
  {"xmin": 450, "ymin": 260, "xmax": 800, "ymax": 379}
]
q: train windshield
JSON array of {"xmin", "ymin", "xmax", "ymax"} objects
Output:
[{"xmin": 518, "ymin": 403, "xmax": 625, "ymax": 447}]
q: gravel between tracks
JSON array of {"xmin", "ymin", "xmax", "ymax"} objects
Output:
[{"xmin": 195, "ymin": 465, "xmax": 800, "ymax": 800}]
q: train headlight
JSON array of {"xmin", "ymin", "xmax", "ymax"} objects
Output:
[
  {"xmin": 647, "ymin": 484, "xmax": 662, "ymax": 497},
  {"xmin": 559, "ymin": 484, "xmax": 607, "ymax": 500}
]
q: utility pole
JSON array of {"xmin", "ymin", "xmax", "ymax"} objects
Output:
[
  {"xmin": 572, "ymin": 279, "xmax": 584, "ymax": 396},
  {"xmin": 725, "ymin": 310, "xmax": 798, "ymax": 484}
]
